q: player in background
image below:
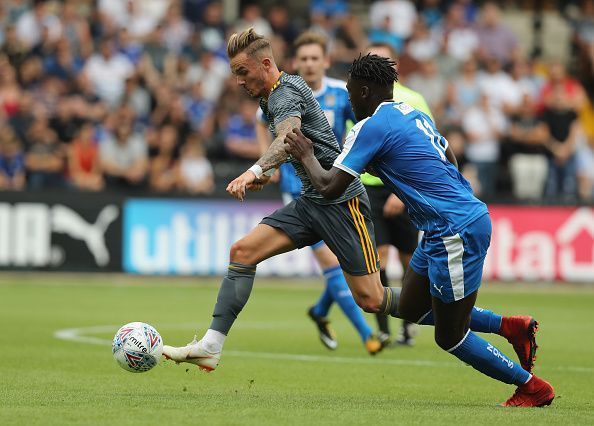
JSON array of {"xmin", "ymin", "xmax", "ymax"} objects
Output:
[
  {"xmin": 255, "ymin": 31, "xmax": 380, "ymax": 354},
  {"xmin": 363, "ymin": 42, "xmax": 434, "ymax": 347},
  {"xmin": 283, "ymin": 54, "xmax": 554, "ymax": 407},
  {"xmin": 162, "ymin": 28, "xmax": 388, "ymax": 373}
]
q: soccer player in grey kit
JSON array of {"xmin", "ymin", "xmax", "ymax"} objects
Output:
[{"xmin": 163, "ymin": 28, "xmax": 384, "ymax": 369}]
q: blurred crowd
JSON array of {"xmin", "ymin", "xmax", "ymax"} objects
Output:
[{"xmin": 0, "ymin": 0, "xmax": 593, "ymax": 203}]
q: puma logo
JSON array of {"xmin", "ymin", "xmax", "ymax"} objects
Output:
[
  {"xmin": 433, "ymin": 283, "xmax": 444, "ymax": 295},
  {"xmin": 51, "ymin": 205, "xmax": 119, "ymax": 266}
]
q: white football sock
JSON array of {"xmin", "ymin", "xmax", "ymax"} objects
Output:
[{"xmin": 202, "ymin": 329, "xmax": 226, "ymax": 353}]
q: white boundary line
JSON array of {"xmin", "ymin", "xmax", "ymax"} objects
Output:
[{"xmin": 54, "ymin": 324, "xmax": 594, "ymax": 374}]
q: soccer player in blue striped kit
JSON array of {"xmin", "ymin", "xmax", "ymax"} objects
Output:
[
  {"xmin": 284, "ymin": 53, "xmax": 555, "ymax": 407},
  {"xmin": 256, "ymin": 31, "xmax": 380, "ymax": 354}
]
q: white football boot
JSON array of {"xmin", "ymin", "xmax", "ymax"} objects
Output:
[{"xmin": 162, "ymin": 336, "xmax": 220, "ymax": 372}]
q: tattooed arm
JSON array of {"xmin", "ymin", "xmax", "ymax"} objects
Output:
[
  {"xmin": 256, "ymin": 116, "xmax": 301, "ymax": 171},
  {"xmin": 226, "ymin": 116, "xmax": 302, "ymax": 201}
]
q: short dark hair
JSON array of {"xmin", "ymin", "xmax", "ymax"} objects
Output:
[{"xmin": 349, "ymin": 53, "xmax": 398, "ymax": 87}]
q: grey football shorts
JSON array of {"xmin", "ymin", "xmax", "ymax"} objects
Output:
[{"xmin": 261, "ymin": 193, "xmax": 380, "ymax": 276}]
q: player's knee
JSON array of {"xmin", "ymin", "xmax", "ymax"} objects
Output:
[
  {"xmin": 229, "ymin": 240, "xmax": 256, "ymax": 265},
  {"xmin": 354, "ymin": 293, "xmax": 382, "ymax": 313},
  {"xmin": 434, "ymin": 328, "xmax": 466, "ymax": 352}
]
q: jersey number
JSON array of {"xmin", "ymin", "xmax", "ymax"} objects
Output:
[{"xmin": 416, "ymin": 118, "xmax": 447, "ymax": 161}]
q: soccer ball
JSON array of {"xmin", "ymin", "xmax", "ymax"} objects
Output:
[{"xmin": 112, "ymin": 322, "xmax": 163, "ymax": 373}]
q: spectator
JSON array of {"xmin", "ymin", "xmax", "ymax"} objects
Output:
[
  {"xmin": 117, "ymin": 28, "xmax": 144, "ymax": 65},
  {"xmin": 16, "ymin": 0, "xmax": 62, "ymax": 49},
  {"xmin": 144, "ymin": 25, "xmax": 173, "ymax": 73},
  {"xmin": 68, "ymin": 122, "xmax": 104, "ymax": 191},
  {"xmin": 8, "ymin": 93, "xmax": 35, "ymax": 146},
  {"xmin": 83, "ymin": 37, "xmax": 134, "ymax": 106},
  {"xmin": 440, "ymin": 2, "xmax": 479, "ymax": 62},
  {"xmin": 370, "ymin": 0, "xmax": 417, "ymax": 41},
  {"xmin": 59, "ymin": 0, "xmax": 92, "ymax": 53},
  {"xmin": 25, "ymin": 119, "xmax": 65, "ymax": 189},
  {"xmin": 462, "ymin": 91, "xmax": 506, "ymax": 198},
  {"xmin": 479, "ymin": 57, "xmax": 517, "ymax": 115},
  {"xmin": 444, "ymin": 57, "xmax": 481, "ymax": 126},
  {"xmin": 407, "ymin": 59, "xmax": 447, "ymax": 121},
  {"xmin": 100, "ymin": 121, "xmax": 148, "ymax": 190},
  {"xmin": 149, "ymin": 124, "xmax": 179, "ymax": 192},
  {"xmin": 419, "ymin": 0, "xmax": 443, "ymax": 29},
  {"xmin": 474, "ymin": 2, "xmax": 519, "ymax": 65},
  {"xmin": 199, "ymin": 1, "xmax": 227, "ymax": 53},
  {"xmin": 310, "ymin": 0, "xmax": 349, "ymax": 32},
  {"xmin": 50, "ymin": 98, "xmax": 80, "ymax": 143},
  {"xmin": 177, "ymin": 133, "xmax": 214, "ymax": 194},
  {"xmin": 0, "ymin": 60, "xmax": 21, "ymax": 120},
  {"xmin": 122, "ymin": 75, "xmax": 151, "ymax": 122},
  {"xmin": 0, "ymin": 131, "xmax": 26, "ymax": 190},
  {"xmin": 184, "ymin": 50, "xmax": 229, "ymax": 103},
  {"xmin": 162, "ymin": 2, "xmax": 191, "ymax": 54},
  {"xmin": 505, "ymin": 94, "xmax": 549, "ymax": 200},
  {"xmin": 234, "ymin": 3, "xmax": 272, "ymax": 38},
  {"xmin": 541, "ymin": 87, "xmax": 581, "ymax": 201},
  {"xmin": 268, "ymin": 3, "xmax": 299, "ymax": 46},
  {"xmin": 44, "ymin": 37, "xmax": 83, "ymax": 80},
  {"xmin": 368, "ymin": 15, "xmax": 404, "ymax": 54},
  {"xmin": 183, "ymin": 81, "xmax": 214, "ymax": 135},
  {"xmin": 538, "ymin": 61, "xmax": 587, "ymax": 113},
  {"xmin": 406, "ymin": 19, "xmax": 440, "ymax": 62},
  {"xmin": 224, "ymin": 98, "xmax": 261, "ymax": 161},
  {"xmin": 1, "ymin": 24, "xmax": 29, "ymax": 69}
]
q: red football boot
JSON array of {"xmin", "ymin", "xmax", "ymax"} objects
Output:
[
  {"xmin": 499, "ymin": 316, "xmax": 538, "ymax": 373},
  {"xmin": 501, "ymin": 375, "xmax": 555, "ymax": 407}
]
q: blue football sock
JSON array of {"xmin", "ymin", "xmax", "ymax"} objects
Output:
[
  {"xmin": 418, "ymin": 307, "xmax": 502, "ymax": 333},
  {"xmin": 448, "ymin": 331, "xmax": 531, "ymax": 386},
  {"xmin": 323, "ymin": 266, "xmax": 372, "ymax": 342},
  {"xmin": 311, "ymin": 268, "xmax": 339, "ymax": 317}
]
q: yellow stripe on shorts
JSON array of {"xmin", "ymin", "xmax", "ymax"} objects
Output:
[
  {"xmin": 353, "ymin": 197, "xmax": 378, "ymax": 272},
  {"xmin": 347, "ymin": 198, "xmax": 373, "ymax": 274}
]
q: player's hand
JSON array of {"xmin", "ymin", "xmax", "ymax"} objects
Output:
[
  {"xmin": 284, "ymin": 128, "xmax": 313, "ymax": 161},
  {"xmin": 227, "ymin": 170, "xmax": 257, "ymax": 201},
  {"xmin": 246, "ymin": 173, "xmax": 271, "ymax": 192},
  {"xmin": 383, "ymin": 194, "xmax": 405, "ymax": 218}
]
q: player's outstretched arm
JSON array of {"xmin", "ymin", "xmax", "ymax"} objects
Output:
[
  {"xmin": 227, "ymin": 116, "xmax": 301, "ymax": 201},
  {"xmin": 284, "ymin": 128, "xmax": 354, "ymax": 199}
]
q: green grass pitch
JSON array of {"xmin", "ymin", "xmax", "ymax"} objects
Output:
[{"xmin": 1, "ymin": 275, "xmax": 593, "ymax": 425}]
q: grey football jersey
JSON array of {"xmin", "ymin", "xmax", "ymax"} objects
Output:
[{"xmin": 260, "ymin": 73, "xmax": 365, "ymax": 204}]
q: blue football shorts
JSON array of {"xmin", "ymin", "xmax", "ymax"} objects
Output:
[{"xmin": 409, "ymin": 213, "xmax": 492, "ymax": 303}]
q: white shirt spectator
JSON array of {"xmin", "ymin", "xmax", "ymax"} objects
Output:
[
  {"xmin": 180, "ymin": 156, "xmax": 213, "ymax": 186},
  {"xmin": 462, "ymin": 99, "xmax": 506, "ymax": 163},
  {"xmin": 445, "ymin": 27, "xmax": 479, "ymax": 61},
  {"xmin": 99, "ymin": 0, "xmax": 128, "ymax": 28},
  {"xmin": 16, "ymin": 8, "xmax": 62, "ymax": 48},
  {"xmin": 478, "ymin": 70, "xmax": 517, "ymax": 112},
  {"xmin": 84, "ymin": 53, "xmax": 134, "ymax": 106},
  {"xmin": 370, "ymin": 0, "xmax": 417, "ymax": 39},
  {"xmin": 185, "ymin": 55, "xmax": 230, "ymax": 103}
]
